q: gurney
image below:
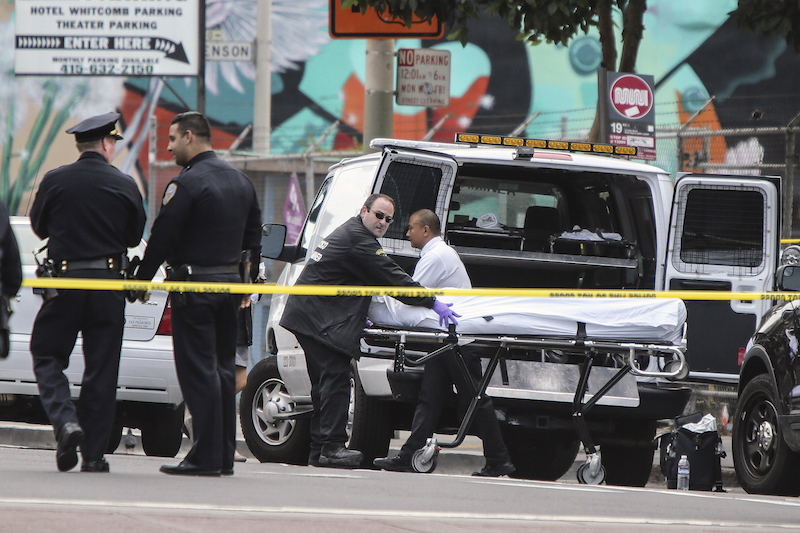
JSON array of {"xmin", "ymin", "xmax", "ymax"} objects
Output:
[{"xmin": 363, "ymin": 296, "xmax": 688, "ymax": 483}]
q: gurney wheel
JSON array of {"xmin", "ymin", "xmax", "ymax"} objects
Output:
[
  {"xmin": 412, "ymin": 448, "xmax": 438, "ymax": 473},
  {"xmin": 577, "ymin": 462, "xmax": 606, "ymax": 485}
]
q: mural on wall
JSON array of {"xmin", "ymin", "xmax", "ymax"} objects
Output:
[{"xmin": 2, "ymin": 0, "xmax": 799, "ymax": 215}]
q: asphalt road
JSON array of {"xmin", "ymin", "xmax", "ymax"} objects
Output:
[{"xmin": 0, "ymin": 443, "xmax": 796, "ymax": 533}]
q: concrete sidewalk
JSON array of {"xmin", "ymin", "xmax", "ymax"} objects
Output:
[{"xmin": 0, "ymin": 422, "xmax": 738, "ymax": 489}]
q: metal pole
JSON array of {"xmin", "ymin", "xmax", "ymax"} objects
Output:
[
  {"xmin": 597, "ymin": 68, "xmax": 609, "ymax": 144},
  {"xmin": 507, "ymin": 112, "xmax": 540, "ymax": 138},
  {"xmin": 197, "ymin": 0, "xmax": 206, "ymax": 114},
  {"xmin": 422, "ymin": 113, "xmax": 451, "ymax": 141},
  {"xmin": 363, "ymin": 39, "xmax": 395, "ymax": 153},
  {"xmin": 253, "ymin": 0, "xmax": 272, "ymax": 153},
  {"xmin": 147, "ymin": 115, "xmax": 157, "ymax": 237}
]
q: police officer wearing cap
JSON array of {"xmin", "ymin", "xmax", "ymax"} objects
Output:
[
  {"xmin": 136, "ymin": 111, "xmax": 261, "ymax": 477},
  {"xmin": 30, "ymin": 112, "xmax": 146, "ymax": 473}
]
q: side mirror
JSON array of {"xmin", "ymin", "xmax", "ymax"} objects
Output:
[
  {"xmin": 777, "ymin": 265, "xmax": 800, "ymax": 291},
  {"xmin": 261, "ymin": 224, "xmax": 287, "ymax": 260}
]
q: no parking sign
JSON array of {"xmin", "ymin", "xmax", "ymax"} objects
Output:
[{"xmin": 607, "ymin": 72, "xmax": 655, "ymax": 160}]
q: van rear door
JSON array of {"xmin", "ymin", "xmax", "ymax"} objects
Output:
[
  {"xmin": 664, "ymin": 175, "xmax": 780, "ymax": 380},
  {"xmin": 371, "ymin": 148, "xmax": 458, "ymax": 254}
]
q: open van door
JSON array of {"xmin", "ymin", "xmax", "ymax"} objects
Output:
[
  {"xmin": 664, "ymin": 175, "xmax": 780, "ymax": 380},
  {"xmin": 371, "ymin": 148, "xmax": 458, "ymax": 253}
]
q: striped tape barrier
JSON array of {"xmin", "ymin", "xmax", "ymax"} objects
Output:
[{"xmin": 19, "ymin": 278, "xmax": 800, "ymax": 301}]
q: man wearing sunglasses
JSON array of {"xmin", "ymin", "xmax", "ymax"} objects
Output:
[{"xmin": 280, "ymin": 194, "xmax": 459, "ymax": 468}]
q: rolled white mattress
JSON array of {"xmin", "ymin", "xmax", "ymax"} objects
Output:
[{"xmin": 368, "ymin": 295, "xmax": 686, "ymax": 345}]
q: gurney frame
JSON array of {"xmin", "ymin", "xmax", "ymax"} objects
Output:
[{"xmin": 362, "ymin": 325, "xmax": 688, "ymax": 483}]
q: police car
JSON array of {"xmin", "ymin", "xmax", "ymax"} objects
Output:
[{"xmin": 0, "ymin": 217, "xmax": 183, "ymax": 457}]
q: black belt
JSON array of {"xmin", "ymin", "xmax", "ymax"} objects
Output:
[
  {"xmin": 184, "ymin": 264, "xmax": 239, "ymax": 276},
  {"xmin": 55, "ymin": 256, "xmax": 120, "ymax": 274}
]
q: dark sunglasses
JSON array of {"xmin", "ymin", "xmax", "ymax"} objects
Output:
[{"xmin": 368, "ymin": 208, "xmax": 393, "ymax": 224}]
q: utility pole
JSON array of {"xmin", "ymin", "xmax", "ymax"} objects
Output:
[
  {"xmin": 253, "ymin": 0, "xmax": 272, "ymax": 154},
  {"xmin": 363, "ymin": 39, "xmax": 394, "ymax": 153},
  {"xmin": 197, "ymin": 0, "xmax": 206, "ymax": 114}
]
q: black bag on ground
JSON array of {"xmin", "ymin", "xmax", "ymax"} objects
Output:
[{"xmin": 660, "ymin": 420, "xmax": 725, "ymax": 491}]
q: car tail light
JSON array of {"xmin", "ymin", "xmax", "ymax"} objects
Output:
[{"xmin": 156, "ymin": 299, "xmax": 172, "ymax": 335}]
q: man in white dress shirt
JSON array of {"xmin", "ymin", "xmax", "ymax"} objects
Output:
[{"xmin": 373, "ymin": 209, "xmax": 515, "ymax": 476}]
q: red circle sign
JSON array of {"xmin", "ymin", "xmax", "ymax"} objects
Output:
[{"xmin": 609, "ymin": 75, "xmax": 653, "ymax": 120}]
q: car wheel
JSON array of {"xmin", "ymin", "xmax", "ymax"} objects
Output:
[
  {"xmin": 141, "ymin": 403, "xmax": 185, "ymax": 458},
  {"xmin": 733, "ymin": 375, "xmax": 800, "ymax": 495},
  {"xmin": 502, "ymin": 426, "xmax": 580, "ymax": 481},
  {"xmin": 240, "ymin": 357, "xmax": 310, "ymax": 464},
  {"xmin": 347, "ymin": 360, "xmax": 393, "ymax": 466},
  {"xmin": 601, "ymin": 420, "xmax": 656, "ymax": 487}
]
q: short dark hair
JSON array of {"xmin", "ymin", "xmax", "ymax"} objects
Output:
[
  {"xmin": 171, "ymin": 111, "xmax": 211, "ymax": 142},
  {"xmin": 76, "ymin": 138, "xmax": 104, "ymax": 153},
  {"xmin": 363, "ymin": 193, "xmax": 395, "ymax": 210},
  {"xmin": 411, "ymin": 209, "xmax": 441, "ymax": 236}
]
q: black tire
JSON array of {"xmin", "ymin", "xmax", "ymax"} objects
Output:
[
  {"xmin": 105, "ymin": 421, "xmax": 123, "ymax": 454},
  {"xmin": 141, "ymin": 403, "xmax": 185, "ymax": 457},
  {"xmin": 733, "ymin": 375, "xmax": 800, "ymax": 495},
  {"xmin": 347, "ymin": 360, "xmax": 394, "ymax": 467},
  {"xmin": 502, "ymin": 427, "xmax": 580, "ymax": 481},
  {"xmin": 240, "ymin": 357, "xmax": 310, "ymax": 465},
  {"xmin": 601, "ymin": 420, "xmax": 657, "ymax": 487}
]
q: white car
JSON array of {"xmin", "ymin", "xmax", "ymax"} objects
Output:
[{"xmin": 1, "ymin": 216, "xmax": 184, "ymax": 457}]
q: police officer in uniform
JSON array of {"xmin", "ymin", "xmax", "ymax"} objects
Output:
[
  {"xmin": 280, "ymin": 194, "xmax": 459, "ymax": 468},
  {"xmin": 30, "ymin": 112, "xmax": 146, "ymax": 473},
  {"xmin": 136, "ymin": 112, "xmax": 261, "ymax": 477}
]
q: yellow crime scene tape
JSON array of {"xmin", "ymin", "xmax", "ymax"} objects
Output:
[{"xmin": 19, "ymin": 278, "xmax": 800, "ymax": 301}]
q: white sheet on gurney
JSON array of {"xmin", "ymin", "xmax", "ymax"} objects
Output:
[{"xmin": 369, "ymin": 295, "xmax": 687, "ymax": 345}]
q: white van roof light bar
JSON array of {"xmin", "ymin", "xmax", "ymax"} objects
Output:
[{"xmin": 453, "ymin": 132, "xmax": 638, "ymax": 157}]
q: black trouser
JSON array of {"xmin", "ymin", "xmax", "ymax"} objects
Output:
[
  {"xmin": 400, "ymin": 345, "xmax": 511, "ymax": 466},
  {"xmin": 30, "ymin": 269, "xmax": 125, "ymax": 462},
  {"xmin": 294, "ymin": 333, "xmax": 351, "ymax": 458},
  {"xmin": 170, "ymin": 277, "xmax": 239, "ymax": 471}
]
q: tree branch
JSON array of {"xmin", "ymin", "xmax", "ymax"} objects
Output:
[
  {"xmin": 596, "ymin": 0, "xmax": 618, "ymax": 72},
  {"xmin": 619, "ymin": 0, "xmax": 646, "ymax": 72}
]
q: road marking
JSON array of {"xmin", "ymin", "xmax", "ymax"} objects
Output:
[
  {"xmin": 0, "ymin": 497, "xmax": 798, "ymax": 528},
  {"xmin": 253, "ymin": 470, "xmax": 365, "ymax": 479}
]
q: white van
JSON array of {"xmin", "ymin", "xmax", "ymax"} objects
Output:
[{"xmin": 243, "ymin": 134, "xmax": 780, "ymax": 485}]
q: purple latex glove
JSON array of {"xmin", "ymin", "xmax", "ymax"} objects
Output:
[{"xmin": 432, "ymin": 300, "xmax": 460, "ymax": 328}]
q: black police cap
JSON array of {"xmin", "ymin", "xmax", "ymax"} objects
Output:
[{"xmin": 65, "ymin": 112, "xmax": 124, "ymax": 143}]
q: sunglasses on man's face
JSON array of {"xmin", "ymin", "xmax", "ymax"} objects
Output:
[{"xmin": 368, "ymin": 208, "xmax": 393, "ymax": 224}]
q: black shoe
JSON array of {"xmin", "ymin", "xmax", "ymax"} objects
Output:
[
  {"xmin": 221, "ymin": 468, "xmax": 234, "ymax": 476},
  {"xmin": 81, "ymin": 458, "xmax": 110, "ymax": 473},
  {"xmin": 318, "ymin": 446, "xmax": 363, "ymax": 467},
  {"xmin": 472, "ymin": 461, "xmax": 516, "ymax": 477},
  {"xmin": 373, "ymin": 455, "xmax": 414, "ymax": 472},
  {"xmin": 308, "ymin": 453, "xmax": 321, "ymax": 467},
  {"xmin": 56, "ymin": 422, "xmax": 84, "ymax": 472},
  {"xmin": 160, "ymin": 460, "xmax": 221, "ymax": 477}
]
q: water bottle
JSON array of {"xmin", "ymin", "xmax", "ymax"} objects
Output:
[{"xmin": 677, "ymin": 455, "xmax": 690, "ymax": 491}]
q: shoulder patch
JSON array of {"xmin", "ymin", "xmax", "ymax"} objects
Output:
[
  {"xmin": 162, "ymin": 183, "xmax": 177, "ymax": 205},
  {"xmin": 376, "ymin": 248, "xmax": 386, "ymax": 256}
]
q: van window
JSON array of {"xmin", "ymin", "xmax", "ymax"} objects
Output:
[
  {"xmin": 675, "ymin": 187, "xmax": 765, "ymax": 273},
  {"xmin": 378, "ymin": 160, "xmax": 446, "ymax": 240},
  {"xmin": 297, "ymin": 178, "xmax": 331, "ymax": 258}
]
